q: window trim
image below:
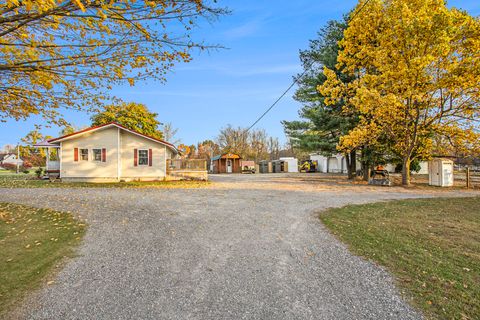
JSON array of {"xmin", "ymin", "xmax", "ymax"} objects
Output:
[
  {"xmin": 79, "ymin": 148, "xmax": 89, "ymax": 161},
  {"xmin": 137, "ymin": 149, "xmax": 149, "ymax": 166},
  {"xmin": 92, "ymin": 148, "xmax": 102, "ymax": 162}
]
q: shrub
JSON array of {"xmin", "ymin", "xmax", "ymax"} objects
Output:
[
  {"xmin": 35, "ymin": 167, "xmax": 44, "ymax": 178},
  {"xmin": 22, "ymin": 160, "xmax": 32, "ymax": 169},
  {"xmin": 395, "ymin": 160, "xmax": 422, "ymax": 173},
  {"xmin": 23, "ymin": 154, "xmax": 46, "ymax": 167}
]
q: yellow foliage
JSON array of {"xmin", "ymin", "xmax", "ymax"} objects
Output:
[
  {"xmin": 0, "ymin": 0, "xmax": 225, "ymax": 124},
  {"xmin": 319, "ymin": 0, "xmax": 480, "ymax": 183}
]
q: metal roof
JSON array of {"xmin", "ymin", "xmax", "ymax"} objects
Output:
[
  {"xmin": 211, "ymin": 153, "xmax": 241, "ymax": 161},
  {"xmin": 211, "ymin": 155, "xmax": 222, "ymax": 161}
]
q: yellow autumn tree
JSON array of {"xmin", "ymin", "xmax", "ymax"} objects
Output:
[
  {"xmin": 0, "ymin": 0, "xmax": 225, "ymax": 124},
  {"xmin": 320, "ymin": 0, "xmax": 480, "ymax": 185}
]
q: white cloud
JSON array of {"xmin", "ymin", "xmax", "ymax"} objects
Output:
[
  {"xmin": 221, "ymin": 12, "xmax": 273, "ymax": 40},
  {"xmin": 223, "ymin": 19, "xmax": 262, "ymax": 39},
  {"xmin": 176, "ymin": 62, "xmax": 300, "ymax": 77}
]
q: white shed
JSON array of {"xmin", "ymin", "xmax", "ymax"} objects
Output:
[
  {"xmin": 310, "ymin": 154, "xmax": 347, "ymax": 173},
  {"xmin": 429, "ymin": 159, "xmax": 454, "ymax": 187},
  {"xmin": 279, "ymin": 157, "xmax": 299, "ymax": 173}
]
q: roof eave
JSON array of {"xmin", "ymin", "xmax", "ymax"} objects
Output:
[{"xmin": 47, "ymin": 122, "xmax": 178, "ymax": 153}]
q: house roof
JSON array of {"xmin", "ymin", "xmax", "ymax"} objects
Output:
[
  {"xmin": 40, "ymin": 122, "xmax": 178, "ymax": 153},
  {"xmin": 0, "ymin": 153, "xmax": 15, "ymax": 161}
]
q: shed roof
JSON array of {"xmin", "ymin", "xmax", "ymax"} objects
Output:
[{"xmin": 211, "ymin": 153, "xmax": 241, "ymax": 161}]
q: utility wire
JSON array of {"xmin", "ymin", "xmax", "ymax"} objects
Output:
[
  {"xmin": 245, "ymin": 69, "xmax": 308, "ymax": 132},
  {"xmin": 245, "ymin": 0, "xmax": 372, "ymax": 133}
]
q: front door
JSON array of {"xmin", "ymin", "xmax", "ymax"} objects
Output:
[{"xmin": 227, "ymin": 160, "xmax": 233, "ymax": 173}]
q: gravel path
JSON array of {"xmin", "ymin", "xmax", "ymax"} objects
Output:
[{"xmin": 2, "ymin": 176, "xmax": 475, "ymax": 320}]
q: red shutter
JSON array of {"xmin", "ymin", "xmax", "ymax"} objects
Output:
[
  {"xmin": 102, "ymin": 148, "xmax": 106, "ymax": 162},
  {"xmin": 134, "ymin": 149, "xmax": 138, "ymax": 166},
  {"xmin": 148, "ymin": 149, "xmax": 152, "ymax": 166},
  {"xmin": 74, "ymin": 148, "xmax": 79, "ymax": 162}
]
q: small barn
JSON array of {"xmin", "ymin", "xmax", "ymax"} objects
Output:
[{"xmin": 211, "ymin": 153, "xmax": 242, "ymax": 174}]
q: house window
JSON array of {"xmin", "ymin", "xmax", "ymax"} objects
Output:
[
  {"xmin": 138, "ymin": 149, "xmax": 149, "ymax": 165},
  {"xmin": 93, "ymin": 149, "xmax": 102, "ymax": 162},
  {"xmin": 80, "ymin": 149, "xmax": 88, "ymax": 161}
]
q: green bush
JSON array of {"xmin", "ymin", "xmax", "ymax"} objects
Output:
[
  {"xmin": 35, "ymin": 167, "xmax": 44, "ymax": 178},
  {"xmin": 394, "ymin": 159, "xmax": 422, "ymax": 173}
]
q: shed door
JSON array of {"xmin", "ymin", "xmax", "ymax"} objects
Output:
[
  {"xmin": 227, "ymin": 160, "xmax": 233, "ymax": 173},
  {"xmin": 431, "ymin": 161, "xmax": 440, "ymax": 185},
  {"xmin": 328, "ymin": 157, "xmax": 338, "ymax": 173}
]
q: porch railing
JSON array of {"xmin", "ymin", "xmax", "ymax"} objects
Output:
[{"xmin": 46, "ymin": 161, "xmax": 60, "ymax": 171}]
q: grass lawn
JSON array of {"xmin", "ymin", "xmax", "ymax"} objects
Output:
[
  {"xmin": 0, "ymin": 172, "xmax": 210, "ymax": 189},
  {"xmin": 0, "ymin": 202, "xmax": 86, "ymax": 317},
  {"xmin": 320, "ymin": 197, "xmax": 480, "ymax": 320}
]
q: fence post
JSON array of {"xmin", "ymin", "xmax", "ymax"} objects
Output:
[{"xmin": 466, "ymin": 167, "xmax": 470, "ymax": 189}]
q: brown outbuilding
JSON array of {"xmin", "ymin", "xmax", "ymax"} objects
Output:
[{"xmin": 211, "ymin": 153, "xmax": 242, "ymax": 174}]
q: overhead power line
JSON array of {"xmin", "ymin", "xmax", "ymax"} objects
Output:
[
  {"xmin": 245, "ymin": 68, "xmax": 309, "ymax": 132},
  {"xmin": 245, "ymin": 0, "xmax": 372, "ymax": 132}
]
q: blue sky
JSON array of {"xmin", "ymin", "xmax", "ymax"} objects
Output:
[{"xmin": 1, "ymin": 0, "xmax": 479, "ymax": 147}]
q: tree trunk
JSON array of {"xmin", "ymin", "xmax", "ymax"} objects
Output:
[
  {"xmin": 345, "ymin": 153, "xmax": 351, "ymax": 179},
  {"xmin": 402, "ymin": 157, "xmax": 411, "ymax": 186},
  {"xmin": 361, "ymin": 161, "xmax": 369, "ymax": 181},
  {"xmin": 347, "ymin": 150, "xmax": 356, "ymax": 180},
  {"xmin": 360, "ymin": 147, "xmax": 369, "ymax": 181}
]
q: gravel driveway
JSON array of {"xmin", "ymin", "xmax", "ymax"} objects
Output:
[{"xmin": 2, "ymin": 174, "xmax": 474, "ymax": 320}]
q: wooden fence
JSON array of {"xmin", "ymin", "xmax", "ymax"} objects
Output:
[
  {"xmin": 166, "ymin": 159, "xmax": 208, "ymax": 181},
  {"xmin": 454, "ymin": 169, "xmax": 480, "ymax": 189},
  {"xmin": 167, "ymin": 159, "xmax": 207, "ymax": 171}
]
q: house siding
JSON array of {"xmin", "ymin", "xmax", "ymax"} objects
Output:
[
  {"xmin": 61, "ymin": 127, "xmax": 119, "ymax": 179},
  {"xmin": 120, "ymin": 130, "xmax": 172, "ymax": 180},
  {"xmin": 59, "ymin": 126, "xmax": 174, "ymax": 181}
]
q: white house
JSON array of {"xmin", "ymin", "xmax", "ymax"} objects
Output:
[
  {"xmin": 35, "ymin": 122, "xmax": 178, "ymax": 182},
  {"xmin": 0, "ymin": 153, "xmax": 23, "ymax": 166}
]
